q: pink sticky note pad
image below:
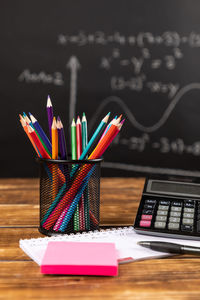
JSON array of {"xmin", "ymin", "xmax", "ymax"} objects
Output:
[{"xmin": 41, "ymin": 241, "xmax": 118, "ymax": 276}]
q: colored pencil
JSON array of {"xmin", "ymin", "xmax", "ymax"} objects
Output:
[
  {"xmin": 71, "ymin": 119, "xmax": 77, "ymax": 160},
  {"xmin": 57, "ymin": 116, "xmax": 67, "ymax": 160},
  {"xmin": 43, "ymin": 120, "xmax": 123, "ymax": 229},
  {"xmin": 19, "ymin": 115, "xmax": 41, "ymax": 156},
  {"xmin": 77, "ymin": 116, "xmax": 85, "ymax": 230},
  {"xmin": 47, "ymin": 95, "xmax": 53, "ymax": 140},
  {"xmin": 27, "ymin": 125, "xmax": 51, "ymax": 159},
  {"xmin": 82, "ymin": 113, "xmax": 90, "ymax": 230},
  {"xmin": 69, "ymin": 112, "xmax": 110, "ymax": 178},
  {"xmin": 51, "ymin": 117, "xmax": 58, "ymax": 202},
  {"xmin": 79, "ymin": 112, "xmax": 110, "ymax": 160},
  {"xmin": 29, "ymin": 113, "xmax": 52, "ymax": 155},
  {"xmin": 52, "ymin": 117, "xmax": 58, "ymax": 159},
  {"xmin": 70, "ymin": 118, "xmax": 79, "ymax": 230},
  {"xmin": 74, "ymin": 116, "xmax": 82, "ymax": 230}
]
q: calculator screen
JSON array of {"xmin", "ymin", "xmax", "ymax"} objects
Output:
[{"xmin": 148, "ymin": 180, "xmax": 200, "ymax": 198}]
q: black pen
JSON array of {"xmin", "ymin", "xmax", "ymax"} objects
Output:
[{"xmin": 138, "ymin": 241, "xmax": 200, "ymax": 255}]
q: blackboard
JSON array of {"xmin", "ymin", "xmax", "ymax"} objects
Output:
[{"xmin": 1, "ymin": 0, "xmax": 200, "ymax": 177}]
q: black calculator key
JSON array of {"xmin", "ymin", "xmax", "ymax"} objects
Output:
[
  {"xmin": 172, "ymin": 201, "xmax": 182, "ymax": 207},
  {"xmin": 197, "ymin": 221, "xmax": 200, "ymax": 232},
  {"xmin": 144, "ymin": 204, "xmax": 155, "ymax": 210},
  {"xmin": 145, "ymin": 199, "xmax": 156, "ymax": 205},
  {"xmin": 142, "ymin": 209, "xmax": 153, "ymax": 215},
  {"xmin": 197, "ymin": 214, "xmax": 200, "ymax": 221},
  {"xmin": 185, "ymin": 200, "xmax": 195, "ymax": 204},
  {"xmin": 159, "ymin": 200, "xmax": 170, "ymax": 206},
  {"xmin": 184, "ymin": 202, "xmax": 195, "ymax": 208},
  {"xmin": 181, "ymin": 224, "xmax": 193, "ymax": 232}
]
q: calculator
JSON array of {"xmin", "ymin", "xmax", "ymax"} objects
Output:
[{"xmin": 133, "ymin": 177, "xmax": 200, "ymax": 240}]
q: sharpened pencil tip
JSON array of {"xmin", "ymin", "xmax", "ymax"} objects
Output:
[
  {"xmin": 76, "ymin": 116, "xmax": 81, "ymax": 124},
  {"xmin": 71, "ymin": 118, "xmax": 76, "ymax": 126},
  {"xmin": 47, "ymin": 95, "xmax": 52, "ymax": 107},
  {"xmin": 29, "ymin": 113, "xmax": 37, "ymax": 123}
]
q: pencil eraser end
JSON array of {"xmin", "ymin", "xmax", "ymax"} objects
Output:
[{"xmin": 41, "ymin": 241, "xmax": 118, "ymax": 276}]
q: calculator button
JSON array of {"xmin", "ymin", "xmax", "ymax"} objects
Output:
[
  {"xmin": 154, "ymin": 221, "xmax": 166, "ymax": 229},
  {"xmin": 197, "ymin": 214, "xmax": 200, "ymax": 221},
  {"xmin": 183, "ymin": 213, "xmax": 194, "ymax": 219},
  {"xmin": 142, "ymin": 209, "xmax": 153, "ymax": 215},
  {"xmin": 171, "ymin": 206, "xmax": 182, "ymax": 212},
  {"xmin": 157, "ymin": 210, "xmax": 168, "ymax": 216},
  {"xmin": 144, "ymin": 204, "xmax": 155, "ymax": 210},
  {"xmin": 185, "ymin": 200, "xmax": 195, "ymax": 204},
  {"xmin": 159, "ymin": 200, "xmax": 170, "ymax": 206},
  {"xmin": 156, "ymin": 215, "xmax": 167, "ymax": 222},
  {"xmin": 141, "ymin": 214, "xmax": 152, "ymax": 221},
  {"xmin": 158, "ymin": 205, "xmax": 169, "ymax": 211},
  {"xmin": 168, "ymin": 223, "xmax": 180, "ymax": 230},
  {"xmin": 170, "ymin": 211, "xmax": 181, "ymax": 217},
  {"xmin": 184, "ymin": 202, "xmax": 195, "ymax": 208},
  {"xmin": 182, "ymin": 218, "xmax": 194, "ymax": 225},
  {"xmin": 181, "ymin": 224, "xmax": 193, "ymax": 232},
  {"xmin": 184, "ymin": 208, "xmax": 194, "ymax": 213},
  {"xmin": 172, "ymin": 201, "xmax": 182, "ymax": 207},
  {"xmin": 145, "ymin": 199, "xmax": 156, "ymax": 204},
  {"xmin": 169, "ymin": 217, "xmax": 180, "ymax": 223},
  {"xmin": 139, "ymin": 220, "xmax": 151, "ymax": 227}
]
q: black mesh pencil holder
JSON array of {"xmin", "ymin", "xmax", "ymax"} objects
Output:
[{"xmin": 36, "ymin": 157, "xmax": 102, "ymax": 236}]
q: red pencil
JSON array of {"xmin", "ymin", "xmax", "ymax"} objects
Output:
[
  {"xmin": 76, "ymin": 116, "xmax": 82, "ymax": 158},
  {"xmin": 28, "ymin": 125, "xmax": 51, "ymax": 159}
]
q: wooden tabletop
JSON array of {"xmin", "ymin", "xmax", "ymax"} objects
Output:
[{"xmin": 1, "ymin": 178, "xmax": 200, "ymax": 300}]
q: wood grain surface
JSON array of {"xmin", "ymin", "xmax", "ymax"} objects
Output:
[{"xmin": 1, "ymin": 178, "xmax": 200, "ymax": 300}]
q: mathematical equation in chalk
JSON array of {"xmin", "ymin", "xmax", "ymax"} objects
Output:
[
  {"xmin": 115, "ymin": 134, "xmax": 200, "ymax": 156},
  {"xmin": 57, "ymin": 31, "xmax": 200, "ymax": 48}
]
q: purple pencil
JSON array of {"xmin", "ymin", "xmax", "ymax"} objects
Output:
[
  {"xmin": 46, "ymin": 95, "xmax": 53, "ymax": 140},
  {"xmin": 57, "ymin": 116, "xmax": 67, "ymax": 160}
]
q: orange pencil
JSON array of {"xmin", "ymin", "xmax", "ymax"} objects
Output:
[
  {"xmin": 51, "ymin": 117, "xmax": 58, "ymax": 200},
  {"xmin": 19, "ymin": 115, "xmax": 40, "ymax": 156},
  {"xmin": 51, "ymin": 117, "xmax": 58, "ymax": 159}
]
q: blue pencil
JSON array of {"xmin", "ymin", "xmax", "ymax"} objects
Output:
[{"xmin": 79, "ymin": 112, "xmax": 110, "ymax": 160}]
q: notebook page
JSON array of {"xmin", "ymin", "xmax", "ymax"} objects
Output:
[{"xmin": 19, "ymin": 227, "xmax": 200, "ymax": 265}]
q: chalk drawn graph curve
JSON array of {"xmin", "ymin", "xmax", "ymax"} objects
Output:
[{"xmin": 88, "ymin": 83, "xmax": 200, "ymax": 133}]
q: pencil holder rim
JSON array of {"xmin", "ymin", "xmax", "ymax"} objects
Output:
[{"xmin": 35, "ymin": 157, "xmax": 103, "ymax": 164}]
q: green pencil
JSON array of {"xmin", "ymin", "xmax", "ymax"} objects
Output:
[{"xmin": 71, "ymin": 118, "xmax": 79, "ymax": 231}]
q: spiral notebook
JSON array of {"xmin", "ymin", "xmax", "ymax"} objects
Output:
[{"xmin": 19, "ymin": 226, "xmax": 200, "ymax": 265}]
